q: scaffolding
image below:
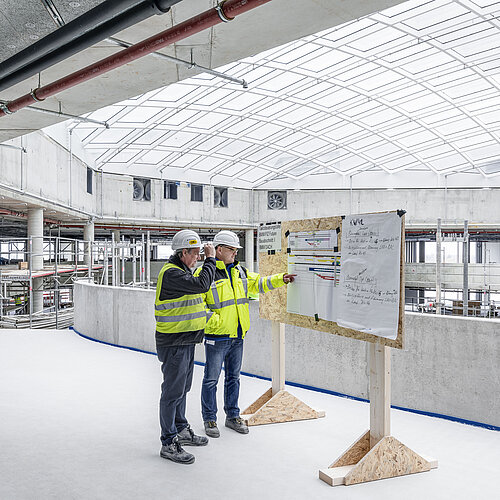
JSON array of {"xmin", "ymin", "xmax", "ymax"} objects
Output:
[{"xmin": 0, "ymin": 232, "xmax": 157, "ymax": 329}]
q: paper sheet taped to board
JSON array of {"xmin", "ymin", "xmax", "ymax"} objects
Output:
[
  {"xmin": 286, "ymin": 230, "xmax": 340, "ymax": 322},
  {"xmin": 337, "ymin": 212, "xmax": 401, "ymax": 340}
]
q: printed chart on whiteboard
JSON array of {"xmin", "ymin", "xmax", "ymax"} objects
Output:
[{"xmin": 286, "ymin": 230, "xmax": 340, "ymax": 322}]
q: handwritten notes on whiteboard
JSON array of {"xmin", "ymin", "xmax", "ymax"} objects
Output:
[{"xmin": 337, "ymin": 212, "xmax": 401, "ymax": 340}]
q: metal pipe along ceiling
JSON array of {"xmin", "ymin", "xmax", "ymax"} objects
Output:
[
  {"xmin": 0, "ymin": 0, "xmax": 182, "ymax": 93},
  {"xmin": 0, "ymin": 0, "xmax": 272, "ymax": 118}
]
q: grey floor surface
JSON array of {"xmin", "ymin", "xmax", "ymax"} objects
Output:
[{"xmin": 1, "ymin": 329, "xmax": 499, "ymax": 500}]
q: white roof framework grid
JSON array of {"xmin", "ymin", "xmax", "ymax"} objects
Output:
[{"xmin": 72, "ymin": 0, "xmax": 500, "ymax": 190}]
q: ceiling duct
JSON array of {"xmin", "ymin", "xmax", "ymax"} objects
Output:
[{"xmin": 0, "ymin": 0, "xmax": 182, "ymax": 93}]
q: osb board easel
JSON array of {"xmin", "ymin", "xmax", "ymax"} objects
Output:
[
  {"xmin": 258, "ymin": 213, "xmax": 405, "ymax": 349},
  {"xmin": 255, "ymin": 211, "xmax": 437, "ymax": 485}
]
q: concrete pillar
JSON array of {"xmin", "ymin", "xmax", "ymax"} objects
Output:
[
  {"xmin": 27, "ymin": 207, "xmax": 44, "ymax": 313},
  {"xmin": 245, "ymin": 229, "xmax": 254, "ymax": 272},
  {"xmin": 436, "ymin": 218, "xmax": 442, "ymax": 315},
  {"xmin": 84, "ymin": 221, "xmax": 94, "ymax": 277}
]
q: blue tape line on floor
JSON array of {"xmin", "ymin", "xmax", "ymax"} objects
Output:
[{"xmin": 69, "ymin": 327, "xmax": 500, "ymax": 432}]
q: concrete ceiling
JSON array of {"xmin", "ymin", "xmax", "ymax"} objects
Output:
[{"xmin": 0, "ymin": 0, "xmax": 405, "ymax": 143}]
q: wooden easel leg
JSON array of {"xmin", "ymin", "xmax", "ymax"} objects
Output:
[
  {"xmin": 241, "ymin": 321, "xmax": 325, "ymax": 426},
  {"xmin": 370, "ymin": 343, "xmax": 390, "ymax": 447},
  {"xmin": 271, "ymin": 320, "xmax": 285, "ymax": 395}
]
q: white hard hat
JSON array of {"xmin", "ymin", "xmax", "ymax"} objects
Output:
[
  {"xmin": 213, "ymin": 230, "xmax": 242, "ymax": 248},
  {"xmin": 171, "ymin": 229, "xmax": 202, "ymax": 251}
]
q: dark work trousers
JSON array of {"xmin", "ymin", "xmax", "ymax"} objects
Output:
[{"xmin": 157, "ymin": 344, "xmax": 195, "ymax": 446}]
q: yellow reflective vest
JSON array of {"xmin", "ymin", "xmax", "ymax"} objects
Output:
[
  {"xmin": 195, "ymin": 260, "xmax": 285, "ymax": 338},
  {"xmin": 155, "ymin": 263, "xmax": 207, "ymax": 334}
]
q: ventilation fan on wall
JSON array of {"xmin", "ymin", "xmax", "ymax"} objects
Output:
[
  {"xmin": 214, "ymin": 187, "xmax": 228, "ymax": 208},
  {"xmin": 267, "ymin": 191, "xmax": 287, "ymax": 210},
  {"xmin": 133, "ymin": 178, "xmax": 151, "ymax": 201}
]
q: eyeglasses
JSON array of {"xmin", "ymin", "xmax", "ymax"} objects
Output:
[{"xmin": 222, "ymin": 246, "xmax": 238, "ymax": 254}]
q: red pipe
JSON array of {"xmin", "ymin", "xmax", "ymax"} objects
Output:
[{"xmin": 0, "ymin": 0, "xmax": 272, "ymax": 117}]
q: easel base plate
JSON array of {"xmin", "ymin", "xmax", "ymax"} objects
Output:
[
  {"xmin": 319, "ymin": 432, "xmax": 438, "ymax": 486},
  {"xmin": 241, "ymin": 388, "xmax": 325, "ymax": 426}
]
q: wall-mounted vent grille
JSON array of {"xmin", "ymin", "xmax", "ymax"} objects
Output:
[
  {"xmin": 133, "ymin": 177, "xmax": 151, "ymax": 201},
  {"xmin": 267, "ymin": 191, "xmax": 287, "ymax": 210},
  {"xmin": 214, "ymin": 187, "xmax": 228, "ymax": 208}
]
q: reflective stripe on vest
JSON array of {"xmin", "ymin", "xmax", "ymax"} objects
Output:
[
  {"xmin": 155, "ymin": 310, "xmax": 207, "ymax": 322},
  {"xmin": 155, "ymin": 297, "xmax": 204, "ymax": 311},
  {"xmin": 237, "ymin": 265, "xmax": 248, "ymax": 296}
]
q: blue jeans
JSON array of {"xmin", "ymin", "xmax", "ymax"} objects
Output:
[
  {"xmin": 201, "ymin": 338, "xmax": 244, "ymax": 422},
  {"xmin": 157, "ymin": 344, "xmax": 194, "ymax": 445}
]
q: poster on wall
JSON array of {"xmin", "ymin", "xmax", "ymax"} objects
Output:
[
  {"xmin": 258, "ymin": 222, "xmax": 282, "ymax": 253},
  {"xmin": 336, "ymin": 212, "xmax": 402, "ymax": 340}
]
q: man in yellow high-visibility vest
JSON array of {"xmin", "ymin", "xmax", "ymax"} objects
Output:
[
  {"xmin": 195, "ymin": 230, "xmax": 295, "ymax": 438},
  {"xmin": 155, "ymin": 229, "xmax": 215, "ymax": 465}
]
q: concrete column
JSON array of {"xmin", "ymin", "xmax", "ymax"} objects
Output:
[
  {"xmin": 84, "ymin": 221, "xmax": 94, "ymax": 278},
  {"xmin": 27, "ymin": 207, "xmax": 44, "ymax": 313},
  {"xmin": 436, "ymin": 218, "xmax": 442, "ymax": 315},
  {"xmin": 245, "ymin": 229, "xmax": 254, "ymax": 272},
  {"xmin": 463, "ymin": 220, "xmax": 469, "ymax": 316}
]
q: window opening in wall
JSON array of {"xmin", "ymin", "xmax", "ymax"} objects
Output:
[
  {"xmin": 86, "ymin": 167, "xmax": 93, "ymax": 195},
  {"xmin": 214, "ymin": 186, "xmax": 228, "ymax": 208},
  {"xmin": 133, "ymin": 177, "xmax": 151, "ymax": 201},
  {"xmin": 267, "ymin": 191, "xmax": 287, "ymax": 210},
  {"xmin": 164, "ymin": 181, "xmax": 178, "ymax": 200},
  {"xmin": 191, "ymin": 183, "xmax": 203, "ymax": 202}
]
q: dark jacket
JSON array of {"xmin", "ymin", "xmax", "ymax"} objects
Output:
[{"xmin": 155, "ymin": 253, "xmax": 216, "ymax": 348}]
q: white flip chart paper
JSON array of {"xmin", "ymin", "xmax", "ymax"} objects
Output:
[{"xmin": 337, "ymin": 212, "xmax": 401, "ymax": 340}]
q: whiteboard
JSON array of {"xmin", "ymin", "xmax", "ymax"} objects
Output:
[{"xmin": 337, "ymin": 212, "xmax": 402, "ymax": 340}]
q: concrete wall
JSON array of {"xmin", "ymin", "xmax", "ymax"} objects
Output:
[
  {"xmin": 74, "ymin": 281, "xmax": 500, "ymax": 427},
  {"xmin": 253, "ymin": 188, "xmax": 500, "ymax": 226},
  {"xmin": 0, "ymin": 131, "xmax": 96, "ymax": 217},
  {"xmin": 3, "ymin": 131, "xmax": 500, "ymax": 229}
]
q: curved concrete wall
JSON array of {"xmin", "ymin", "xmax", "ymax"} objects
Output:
[{"xmin": 74, "ymin": 281, "xmax": 500, "ymax": 427}]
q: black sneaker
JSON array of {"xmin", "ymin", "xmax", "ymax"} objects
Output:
[
  {"xmin": 204, "ymin": 420, "xmax": 220, "ymax": 438},
  {"xmin": 160, "ymin": 436, "xmax": 195, "ymax": 464},
  {"xmin": 177, "ymin": 425, "xmax": 208, "ymax": 446},
  {"xmin": 225, "ymin": 417, "xmax": 249, "ymax": 434}
]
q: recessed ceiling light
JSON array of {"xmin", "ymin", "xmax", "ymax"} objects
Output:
[
  {"xmin": 25, "ymin": 22, "xmax": 36, "ymax": 28},
  {"xmin": 29, "ymin": 34, "xmax": 40, "ymax": 40},
  {"xmin": 69, "ymin": 1, "xmax": 80, "ymax": 7},
  {"xmin": 7, "ymin": 44, "xmax": 16, "ymax": 49}
]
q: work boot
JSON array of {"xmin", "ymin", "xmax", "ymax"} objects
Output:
[
  {"xmin": 160, "ymin": 436, "xmax": 195, "ymax": 464},
  {"xmin": 225, "ymin": 417, "xmax": 249, "ymax": 434},
  {"xmin": 204, "ymin": 420, "xmax": 220, "ymax": 438},
  {"xmin": 177, "ymin": 425, "xmax": 208, "ymax": 446}
]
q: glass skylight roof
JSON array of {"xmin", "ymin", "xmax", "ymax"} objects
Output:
[{"xmin": 73, "ymin": 0, "xmax": 500, "ymax": 189}]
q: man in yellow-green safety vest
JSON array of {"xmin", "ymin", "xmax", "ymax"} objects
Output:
[
  {"xmin": 155, "ymin": 229, "xmax": 216, "ymax": 465},
  {"xmin": 194, "ymin": 230, "xmax": 295, "ymax": 437}
]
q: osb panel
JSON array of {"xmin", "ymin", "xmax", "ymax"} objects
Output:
[
  {"xmin": 259, "ymin": 213, "xmax": 404, "ymax": 349},
  {"xmin": 344, "ymin": 436, "xmax": 431, "ymax": 485},
  {"xmin": 246, "ymin": 390, "xmax": 319, "ymax": 426},
  {"xmin": 330, "ymin": 431, "xmax": 370, "ymax": 468},
  {"xmin": 241, "ymin": 388, "xmax": 273, "ymax": 415}
]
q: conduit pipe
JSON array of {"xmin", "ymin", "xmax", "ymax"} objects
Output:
[
  {"xmin": 0, "ymin": 0, "xmax": 272, "ymax": 118},
  {"xmin": 0, "ymin": 0, "xmax": 181, "ymax": 92}
]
